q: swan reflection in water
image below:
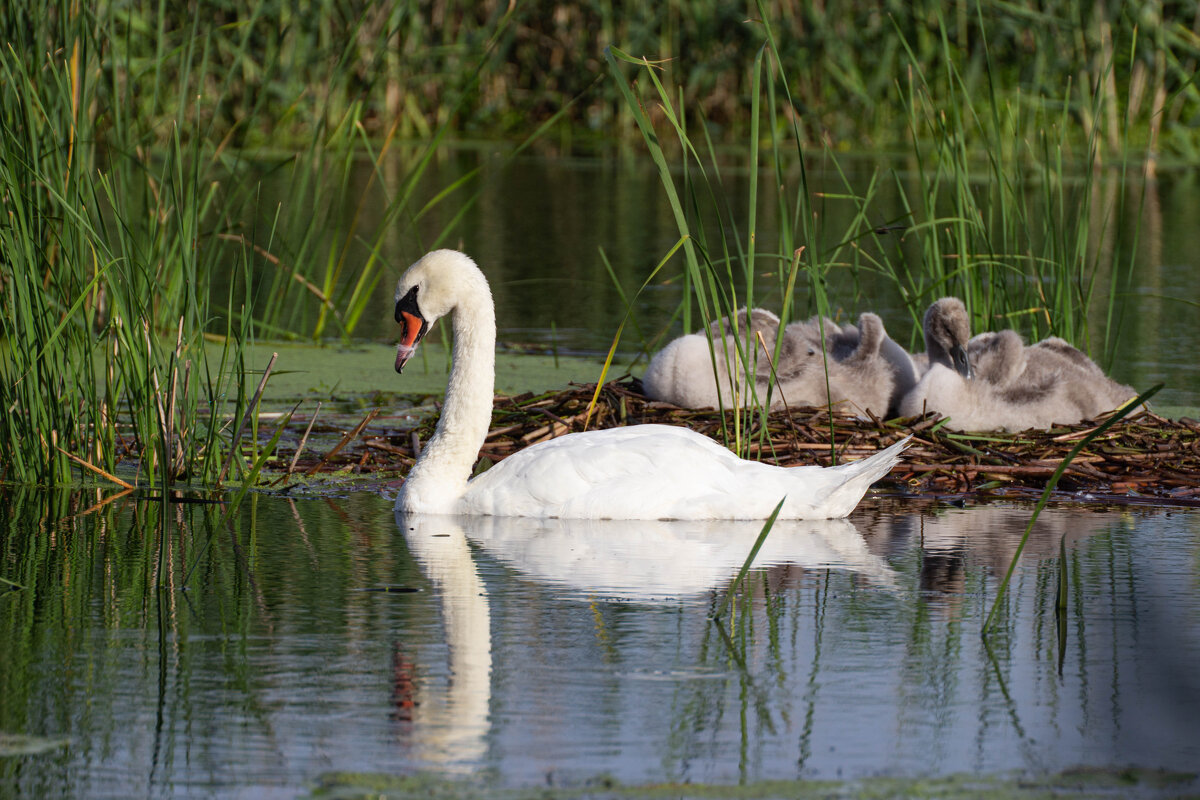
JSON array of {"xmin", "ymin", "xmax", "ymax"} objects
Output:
[
  {"xmin": 860, "ymin": 502, "xmax": 1112, "ymax": 611},
  {"xmin": 391, "ymin": 510, "xmax": 897, "ymax": 767},
  {"xmin": 390, "ymin": 505, "xmax": 1126, "ymax": 771},
  {"xmin": 448, "ymin": 513, "xmax": 898, "ymax": 600}
]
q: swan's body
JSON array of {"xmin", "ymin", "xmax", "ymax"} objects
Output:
[
  {"xmin": 643, "ymin": 308, "xmax": 916, "ymax": 418},
  {"xmin": 456, "ymin": 423, "xmax": 900, "ymax": 520},
  {"xmin": 392, "ymin": 251, "xmax": 908, "ymax": 519},
  {"xmin": 900, "ymin": 297, "xmax": 1136, "ymax": 431}
]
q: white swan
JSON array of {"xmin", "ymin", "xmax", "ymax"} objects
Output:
[
  {"xmin": 392, "ymin": 250, "xmax": 909, "ymax": 519},
  {"xmin": 899, "ymin": 297, "xmax": 1136, "ymax": 431},
  {"xmin": 643, "ymin": 308, "xmax": 917, "ymax": 418}
]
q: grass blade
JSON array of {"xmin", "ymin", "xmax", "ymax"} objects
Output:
[
  {"xmin": 714, "ymin": 497, "xmax": 786, "ymax": 621},
  {"xmin": 981, "ymin": 383, "xmax": 1162, "ymax": 637}
]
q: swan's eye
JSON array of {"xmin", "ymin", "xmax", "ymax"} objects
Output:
[{"xmin": 395, "ymin": 285, "xmax": 420, "ymax": 322}]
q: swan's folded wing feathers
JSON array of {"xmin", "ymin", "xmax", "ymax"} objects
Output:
[
  {"xmin": 461, "ymin": 425, "xmax": 903, "ymax": 520},
  {"xmin": 463, "ymin": 426, "xmax": 744, "ymax": 518}
]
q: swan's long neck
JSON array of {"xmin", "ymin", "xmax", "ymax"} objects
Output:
[
  {"xmin": 925, "ymin": 332, "xmax": 952, "ymax": 370},
  {"xmin": 402, "ymin": 277, "xmax": 496, "ymax": 513}
]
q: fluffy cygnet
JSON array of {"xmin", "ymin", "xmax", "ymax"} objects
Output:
[
  {"xmin": 900, "ymin": 297, "xmax": 1136, "ymax": 431},
  {"xmin": 774, "ymin": 313, "xmax": 916, "ymax": 417},
  {"xmin": 641, "ymin": 308, "xmax": 782, "ymax": 410},
  {"xmin": 643, "ymin": 308, "xmax": 914, "ymax": 418}
]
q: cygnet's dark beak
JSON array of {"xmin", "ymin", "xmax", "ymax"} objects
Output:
[
  {"xmin": 950, "ymin": 343, "xmax": 973, "ymax": 380},
  {"xmin": 394, "ymin": 286, "xmax": 428, "ymax": 374}
]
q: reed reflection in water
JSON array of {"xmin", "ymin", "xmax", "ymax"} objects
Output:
[{"xmin": 0, "ymin": 490, "xmax": 1198, "ymax": 795}]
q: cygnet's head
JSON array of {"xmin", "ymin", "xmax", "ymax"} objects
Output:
[
  {"xmin": 393, "ymin": 249, "xmax": 492, "ymax": 373},
  {"xmin": 923, "ymin": 297, "xmax": 973, "ymax": 379}
]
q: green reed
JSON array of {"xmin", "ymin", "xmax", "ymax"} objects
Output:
[
  {"xmin": 607, "ymin": 27, "xmax": 843, "ymax": 457},
  {"xmin": 714, "ymin": 497, "xmax": 785, "ymax": 621},
  {"xmin": 1, "ymin": 0, "xmax": 524, "ymax": 486},
  {"xmin": 0, "ymin": 3, "xmax": 308, "ymax": 486},
  {"xmin": 860, "ymin": 5, "xmax": 1143, "ymax": 356},
  {"xmin": 608, "ymin": 13, "xmax": 890, "ymax": 459},
  {"xmin": 607, "ymin": 0, "xmax": 1157, "ymax": 443},
  {"xmin": 32, "ymin": 1, "xmax": 1197, "ymax": 158},
  {"xmin": 980, "ymin": 382, "xmax": 1161, "ymax": 638}
]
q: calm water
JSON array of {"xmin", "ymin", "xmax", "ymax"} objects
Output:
[
  {"xmin": 259, "ymin": 149, "xmax": 1200, "ymax": 409},
  {"xmin": 2, "ymin": 489, "xmax": 1198, "ymax": 796}
]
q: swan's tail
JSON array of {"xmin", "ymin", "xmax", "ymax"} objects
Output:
[{"xmin": 819, "ymin": 436, "xmax": 910, "ymax": 518}]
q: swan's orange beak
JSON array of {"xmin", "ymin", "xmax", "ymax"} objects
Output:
[
  {"xmin": 395, "ymin": 311, "xmax": 422, "ymax": 372},
  {"xmin": 394, "ymin": 286, "xmax": 428, "ymax": 374}
]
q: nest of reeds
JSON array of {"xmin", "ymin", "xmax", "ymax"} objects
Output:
[{"xmin": 274, "ymin": 378, "xmax": 1200, "ymax": 504}]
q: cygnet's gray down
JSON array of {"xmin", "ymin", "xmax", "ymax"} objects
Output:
[
  {"xmin": 775, "ymin": 313, "xmax": 916, "ymax": 417},
  {"xmin": 643, "ymin": 308, "xmax": 916, "ymax": 418},
  {"xmin": 899, "ymin": 297, "xmax": 1136, "ymax": 431}
]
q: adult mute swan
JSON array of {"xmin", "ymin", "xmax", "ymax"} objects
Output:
[
  {"xmin": 899, "ymin": 297, "xmax": 1136, "ymax": 431},
  {"xmin": 392, "ymin": 250, "xmax": 908, "ymax": 519}
]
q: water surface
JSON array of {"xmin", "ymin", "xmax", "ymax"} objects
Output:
[{"xmin": 2, "ymin": 489, "xmax": 1197, "ymax": 796}]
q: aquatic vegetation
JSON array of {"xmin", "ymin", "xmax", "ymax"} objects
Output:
[
  {"xmin": 0, "ymin": 4, "xmax": 490, "ymax": 486},
  {"xmin": 981, "ymin": 381, "xmax": 1161, "ymax": 636},
  {"xmin": 607, "ymin": 0, "xmax": 1164, "ymax": 451},
  {"xmin": 0, "ymin": 6, "xmax": 260, "ymax": 486},
  {"xmin": 15, "ymin": 0, "xmax": 1197, "ymax": 157}
]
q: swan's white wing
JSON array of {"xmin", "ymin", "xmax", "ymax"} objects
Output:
[{"xmin": 459, "ymin": 424, "xmax": 905, "ymax": 520}]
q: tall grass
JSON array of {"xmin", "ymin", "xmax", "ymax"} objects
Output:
[
  {"xmin": 45, "ymin": 1, "xmax": 1200, "ymax": 159},
  {"xmin": 0, "ymin": 1, "xmax": 527, "ymax": 486},
  {"xmin": 980, "ymin": 382, "xmax": 1161, "ymax": 637},
  {"xmin": 848, "ymin": 6, "xmax": 1149, "ymax": 359},
  {"xmin": 829, "ymin": 6, "xmax": 1159, "ymax": 368},
  {"xmin": 604, "ymin": 39, "xmax": 826, "ymax": 458},
  {"xmin": 607, "ymin": 0, "xmax": 1158, "ymax": 439},
  {"xmin": 0, "ymin": 7, "xmax": 328, "ymax": 485},
  {"xmin": 0, "ymin": 4, "xmax": 271, "ymax": 486}
]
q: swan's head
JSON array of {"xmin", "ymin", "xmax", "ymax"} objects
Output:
[
  {"xmin": 393, "ymin": 249, "xmax": 490, "ymax": 373},
  {"xmin": 923, "ymin": 297, "xmax": 973, "ymax": 379}
]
